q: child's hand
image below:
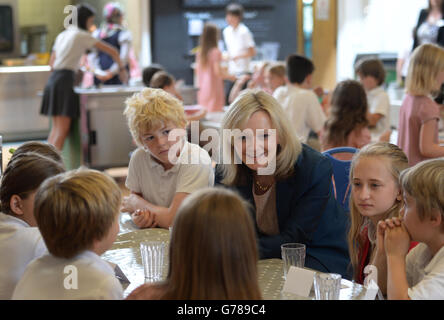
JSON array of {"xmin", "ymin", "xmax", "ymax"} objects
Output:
[
  {"xmin": 376, "ymin": 220, "xmax": 388, "ymax": 256},
  {"xmin": 121, "ymin": 194, "xmax": 144, "ymax": 214},
  {"xmin": 384, "ymin": 222, "xmax": 411, "ymax": 258},
  {"xmin": 131, "ymin": 209, "xmax": 157, "ymax": 229}
]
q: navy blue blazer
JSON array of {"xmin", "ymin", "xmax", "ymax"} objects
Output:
[{"xmin": 216, "ymin": 144, "xmax": 351, "ymax": 278}]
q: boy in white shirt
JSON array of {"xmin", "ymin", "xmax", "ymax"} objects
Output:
[
  {"xmin": 355, "ymin": 58, "xmax": 391, "ymax": 142},
  {"xmin": 122, "ymin": 88, "xmax": 214, "ymax": 229},
  {"xmin": 223, "ymin": 3, "xmax": 256, "ymax": 77},
  {"xmin": 375, "ymin": 159, "xmax": 444, "ymax": 300},
  {"xmin": 12, "ymin": 169, "xmax": 123, "ymax": 300},
  {"xmin": 273, "ymin": 54, "xmax": 326, "ymax": 144},
  {"xmin": 0, "ymin": 153, "xmax": 65, "ymax": 300}
]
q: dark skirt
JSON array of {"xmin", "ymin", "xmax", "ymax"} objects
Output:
[{"xmin": 40, "ymin": 69, "xmax": 79, "ymax": 119}]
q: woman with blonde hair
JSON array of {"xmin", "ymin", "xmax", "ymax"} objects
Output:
[
  {"xmin": 347, "ymin": 142, "xmax": 410, "ymax": 284},
  {"xmin": 398, "ymin": 43, "xmax": 444, "ymax": 165},
  {"xmin": 127, "ymin": 187, "xmax": 262, "ymax": 300},
  {"xmin": 196, "ymin": 23, "xmax": 236, "ymax": 112},
  {"xmin": 215, "ymin": 89, "xmax": 350, "ymax": 277}
]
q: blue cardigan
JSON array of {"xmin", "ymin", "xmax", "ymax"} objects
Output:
[{"xmin": 216, "ymin": 144, "xmax": 351, "ymax": 278}]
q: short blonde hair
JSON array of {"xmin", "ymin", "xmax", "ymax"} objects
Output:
[
  {"xmin": 123, "ymin": 88, "xmax": 187, "ymax": 147},
  {"xmin": 34, "ymin": 168, "xmax": 122, "ymax": 259},
  {"xmin": 406, "ymin": 43, "xmax": 444, "ymax": 96},
  {"xmin": 400, "ymin": 158, "xmax": 444, "ymax": 228},
  {"xmin": 220, "ymin": 89, "xmax": 302, "ymax": 185},
  {"xmin": 266, "ymin": 63, "xmax": 286, "ymax": 78}
]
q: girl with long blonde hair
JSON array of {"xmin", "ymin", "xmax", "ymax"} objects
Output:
[{"xmin": 348, "ymin": 142, "xmax": 409, "ymax": 283}]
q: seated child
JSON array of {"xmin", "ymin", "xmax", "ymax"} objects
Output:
[
  {"xmin": 126, "ymin": 187, "xmax": 262, "ymax": 300},
  {"xmin": 348, "ymin": 142, "xmax": 409, "ymax": 284},
  {"xmin": 12, "ymin": 169, "xmax": 123, "ymax": 300},
  {"xmin": 0, "ymin": 153, "xmax": 65, "ymax": 299},
  {"xmin": 320, "ymin": 80, "xmax": 371, "ymax": 159},
  {"xmin": 122, "ymin": 88, "xmax": 214, "ymax": 229},
  {"xmin": 264, "ymin": 62, "xmax": 286, "ymax": 94},
  {"xmin": 376, "ymin": 158, "xmax": 444, "ymax": 299},
  {"xmin": 9, "ymin": 141, "xmax": 64, "ymax": 165},
  {"xmin": 355, "ymin": 58, "xmax": 391, "ymax": 142},
  {"xmin": 150, "ymin": 71, "xmax": 183, "ymax": 101},
  {"xmin": 142, "ymin": 63, "xmax": 164, "ymax": 87},
  {"xmin": 273, "ymin": 54, "xmax": 326, "ymax": 144}
]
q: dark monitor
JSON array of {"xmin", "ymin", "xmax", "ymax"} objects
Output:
[
  {"xmin": 182, "ymin": 0, "xmax": 274, "ymax": 9},
  {"xmin": 0, "ymin": 0, "xmax": 20, "ymax": 59}
]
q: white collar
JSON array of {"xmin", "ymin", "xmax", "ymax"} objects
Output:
[
  {"xmin": 0, "ymin": 212, "xmax": 31, "ymax": 228},
  {"xmin": 145, "ymin": 139, "xmax": 189, "ymax": 175}
]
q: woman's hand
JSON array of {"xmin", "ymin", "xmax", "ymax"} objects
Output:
[{"xmin": 131, "ymin": 208, "xmax": 158, "ymax": 229}]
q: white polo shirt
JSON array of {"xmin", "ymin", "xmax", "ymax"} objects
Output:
[
  {"xmin": 12, "ymin": 251, "xmax": 123, "ymax": 300},
  {"xmin": 367, "ymin": 86, "xmax": 391, "ymax": 141},
  {"xmin": 0, "ymin": 212, "xmax": 47, "ymax": 300},
  {"xmin": 406, "ymin": 243, "xmax": 444, "ymax": 300},
  {"xmin": 223, "ymin": 23, "xmax": 255, "ymax": 75},
  {"xmin": 273, "ymin": 85, "xmax": 326, "ymax": 143},
  {"xmin": 53, "ymin": 26, "xmax": 99, "ymax": 71},
  {"xmin": 125, "ymin": 141, "xmax": 214, "ymax": 208}
]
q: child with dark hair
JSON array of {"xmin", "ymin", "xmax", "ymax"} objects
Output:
[
  {"xmin": 0, "ymin": 153, "xmax": 65, "ymax": 299},
  {"xmin": 142, "ymin": 64, "xmax": 164, "ymax": 87},
  {"xmin": 273, "ymin": 54, "xmax": 326, "ymax": 144},
  {"xmin": 320, "ymin": 80, "xmax": 371, "ymax": 159},
  {"xmin": 355, "ymin": 58, "xmax": 391, "ymax": 142}
]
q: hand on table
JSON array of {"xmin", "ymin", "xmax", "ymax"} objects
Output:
[
  {"xmin": 131, "ymin": 208, "xmax": 158, "ymax": 229},
  {"xmin": 121, "ymin": 193, "xmax": 146, "ymax": 214}
]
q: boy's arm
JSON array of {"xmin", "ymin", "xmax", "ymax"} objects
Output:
[
  {"xmin": 367, "ymin": 113, "xmax": 384, "ymax": 127},
  {"xmin": 148, "ymin": 192, "xmax": 189, "ymax": 229}
]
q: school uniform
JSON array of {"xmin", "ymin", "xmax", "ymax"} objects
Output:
[
  {"xmin": 223, "ymin": 23, "xmax": 255, "ymax": 76},
  {"xmin": 367, "ymin": 86, "xmax": 391, "ymax": 142},
  {"xmin": 40, "ymin": 26, "xmax": 99, "ymax": 119},
  {"xmin": 406, "ymin": 243, "xmax": 444, "ymax": 299},
  {"xmin": 0, "ymin": 212, "xmax": 47, "ymax": 300},
  {"xmin": 125, "ymin": 140, "xmax": 214, "ymax": 208},
  {"xmin": 274, "ymin": 85, "xmax": 327, "ymax": 143},
  {"xmin": 12, "ymin": 250, "xmax": 123, "ymax": 300}
]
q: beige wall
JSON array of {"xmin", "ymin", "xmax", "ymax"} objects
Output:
[
  {"xmin": 297, "ymin": 0, "xmax": 337, "ymax": 91},
  {"xmin": 18, "ymin": 0, "xmax": 72, "ymax": 51}
]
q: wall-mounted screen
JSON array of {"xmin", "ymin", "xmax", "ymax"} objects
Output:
[
  {"xmin": 0, "ymin": 5, "xmax": 14, "ymax": 53},
  {"xmin": 182, "ymin": 0, "xmax": 274, "ymax": 9}
]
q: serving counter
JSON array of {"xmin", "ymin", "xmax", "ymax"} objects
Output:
[{"xmin": 0, "ymin": 65, "xmax": 51, "ymax": 141}]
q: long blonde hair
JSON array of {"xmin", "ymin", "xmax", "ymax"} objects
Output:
[
  {"xmin": 198, "ymin": 23, "xmax": 219, "ymax": 68},
  {"xmin": 347, "ymin": 142, "xmax": 409, "ymax": 281},
  {"xmin": 157, "ymin": 187, "xmax": 262, "ymax": 300},
  {"xmin": 406, "ymin": 43, "xmax": 444, "ymax": 96},
  {"xmin": 220, "ymin": 89, "xmax": 302, "ymax": 186}
]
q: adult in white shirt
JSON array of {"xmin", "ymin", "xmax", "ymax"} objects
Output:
[
  {"xmin": 273, "ymin": 54, "xmax": 326, "ymax": 143},
  {"xmin": 223, "ymin": 3, "xmax": 256, "ymax": 76},
  {"xmin": 40, "ymin": 4, "xmax": 126, "ymax": 151}
]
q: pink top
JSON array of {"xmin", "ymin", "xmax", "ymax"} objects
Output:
[
  {"xmin": 397, "ymin": 94, "xmax": 440, "ymax": 166},
  {"xmin": 321, "ymin": 126, "xmax": 371, "ymax": 160},
  {"xmin": 196, "ymin": 48, "xmax": 225, "ymax": 112}
]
